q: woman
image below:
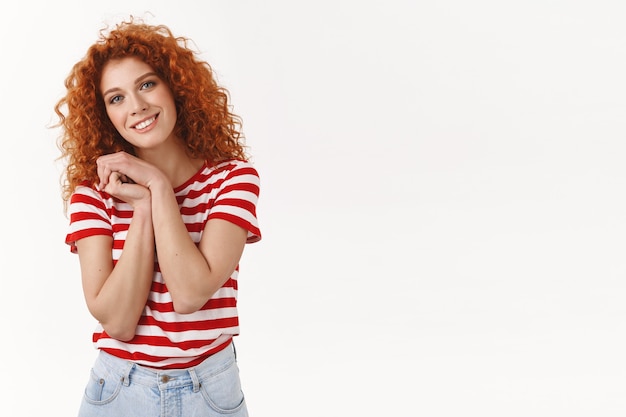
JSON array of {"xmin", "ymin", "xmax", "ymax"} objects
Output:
[{"xmin": 54, "ymin": 18, "xmax": 260, "ymax": 417}]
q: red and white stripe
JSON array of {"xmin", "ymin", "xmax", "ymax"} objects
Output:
[{"xmin": 66, "ymin": 159, "xmax": 261, "ymax": 369}]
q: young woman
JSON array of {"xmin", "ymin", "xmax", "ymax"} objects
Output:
[{"xmin": 54, "ymin": 18, "xmax": 261, "ymax": 417}]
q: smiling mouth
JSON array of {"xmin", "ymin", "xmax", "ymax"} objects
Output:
[{"xmin": 133, "ymin": 115, "xmax": 157, "ymax": 130}]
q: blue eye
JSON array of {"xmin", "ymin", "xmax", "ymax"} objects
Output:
[
  {"xmin": 141, "ymin": 81, "xmax": 156, "ymax": 90},
  {"xmin": 109, "ymin": 95, "xmax": 123, "ymax": 104}
]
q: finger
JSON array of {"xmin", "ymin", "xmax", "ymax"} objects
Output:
[
  {"xmin": 97, "ymin": 154, "xmax": 121, "ymax": 189},
  {"xmin": 103, "ymin": 171, "xmax": 124, "ymax": 194},
  {"xmin": 96, "ymin": 158, "xmax": 108, "ymax": 189},
  {"xmin": 99, "ymin": 167, "xmax": 112, "ymax": 189},
  {"xmin": 119, "ymin": 173, "xmax": 134, "ymax": 184}
]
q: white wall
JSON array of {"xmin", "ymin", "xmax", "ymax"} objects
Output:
[{"xmin": 1, "ymin": 1, "xmax": 626, "ymax": 415}]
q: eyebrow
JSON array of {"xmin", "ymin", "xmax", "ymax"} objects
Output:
[{"xmin": 102, "ymin": 72, "xmax": 159, "ymax": 98}]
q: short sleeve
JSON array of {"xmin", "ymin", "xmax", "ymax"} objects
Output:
[
  {"xmin": 65, "ymin": 185, "xmax": 113, "ymax": 253},
  {"xmin": 208, "ymin": 161, "xmax": 261, "ymax": 243}
]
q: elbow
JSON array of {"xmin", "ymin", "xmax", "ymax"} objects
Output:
[
  {"xmin": 172, "ymin": 291, "xmax": 215, "ymax": 315},
  {"xmin": 168, "ymin": 274, "xmax": 226, "ymax": 314},
  {"xmin": 172, "ymin": 298, "xmax": 205, "ymax": 315},
  {"xmin": 102, "ymin": 323, "xmax": 137, "ymax": 342},
  {"xmin": 114, "ymin": 332, "xmax": 136, "ymax": 342},
  {"xmin": 90, "ymin": 308, "xmax": 138, "ymax": 342}
]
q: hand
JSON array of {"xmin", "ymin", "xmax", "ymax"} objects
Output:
[
  {"xmin": 96, "ymin": 151, "xmax": 166, "ymax": 207},
  {"xmin": 100, "ymin": 170, "xmax": 151, "ymax": 207},
  {"xmin": 96, "ymin": 151, "xmax": 168, "ymax": 190}
]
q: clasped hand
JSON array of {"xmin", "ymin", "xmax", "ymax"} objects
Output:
[{"xmin": 96, "ymin": 151, "xmax": 166, "ymax": 207}]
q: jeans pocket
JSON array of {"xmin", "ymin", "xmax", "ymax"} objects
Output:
[
  {"xmin": 83, "ymin": 368, "xmax": 123, "ymax": 405},
  {"xmin": 199, "ymin": 359, "xmax": 246, "ymax": 413}
]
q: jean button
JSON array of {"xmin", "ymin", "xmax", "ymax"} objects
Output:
[{"xmin": 161, "ymin": 375, "xmax": 170, "ymax": 383}]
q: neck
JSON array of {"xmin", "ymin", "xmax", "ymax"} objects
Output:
[{"xmin": 135, "ymin": 139, "xmax": 204, "ymax": 188}]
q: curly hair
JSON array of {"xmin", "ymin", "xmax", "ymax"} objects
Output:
[{"xmin": 54, "ymin": 18, "xmax": 248, "ymax": 204}]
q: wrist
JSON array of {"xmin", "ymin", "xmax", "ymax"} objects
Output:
[{"xmin": 132, "ymin": 196, "xmax": 153, "ymax": 217}]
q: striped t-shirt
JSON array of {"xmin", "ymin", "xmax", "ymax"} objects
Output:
[{"xmin": 65, "ymin": 159, "xmax": 261, "ymax": 369}]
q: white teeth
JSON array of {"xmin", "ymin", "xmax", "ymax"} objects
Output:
[{"xmin": 135, "ymin": 116, "xmax": 156, "ymax": 130}]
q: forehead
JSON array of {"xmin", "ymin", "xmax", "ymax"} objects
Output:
[{"xmin": 100, "ymin": 57, "xmax": 155, "ymax": 90}]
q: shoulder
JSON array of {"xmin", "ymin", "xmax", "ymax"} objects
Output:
[
  {"xmin": 68, "ymin": 182, "xmax": 117, "ymax": 212},
  {"xmin": 70, "ymin": 182, "xmax": 103, "ymax": 205},
  {"xmin": 207, "ymin": 159, "xmax": 260, "ymax": 185},
  {"xmin": 210, "ymin": 159, "xmax": 258, "ymax": 175}
]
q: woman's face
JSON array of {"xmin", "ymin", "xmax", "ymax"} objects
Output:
[{"xmin": 100, "ymin": 56, "xmax": 177, "ymax": 151}]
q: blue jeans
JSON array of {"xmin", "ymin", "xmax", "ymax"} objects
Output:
[{"xmin": 77, "ymin": 342, "xmax": 248, "ymax": 417}]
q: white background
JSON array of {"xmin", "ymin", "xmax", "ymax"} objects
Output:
[{"xmin": 1, "ymin": 1, "xmax": 625, "ymax": 416}]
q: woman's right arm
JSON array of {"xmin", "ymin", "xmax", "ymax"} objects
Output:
[{"xmin": 75, "ymin": 200, "xmax": 154, "ymax": 342}]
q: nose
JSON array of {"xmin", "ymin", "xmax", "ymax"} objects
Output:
[{"xmin": 130, "ymin": 94, "xmax": 148, "ymax": 115}]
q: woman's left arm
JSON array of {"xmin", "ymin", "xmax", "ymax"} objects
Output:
[
  {"xmin": 98, "ymin": 152, "xmax": 248, "ymax": 314},
  {"xmin": 149, "ymin": 180, "xmax": 248, "ymax": 314},
  {"xmin": 96, "ymin": 152, "xmax": 251, "ymax": 314}
]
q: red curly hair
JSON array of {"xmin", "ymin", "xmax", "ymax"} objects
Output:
[{"xmin": 54, "ymin": 18, "xmax": 247, "ymax": 204}]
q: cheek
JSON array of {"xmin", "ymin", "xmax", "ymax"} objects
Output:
[{"xmin": 106, "ymin": 109, "xmax": 125, "ymax": 130}]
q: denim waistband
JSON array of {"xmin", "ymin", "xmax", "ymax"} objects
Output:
[{"xmin": 93, "ymin": 342, "xmax": 236, "ymax": 392}]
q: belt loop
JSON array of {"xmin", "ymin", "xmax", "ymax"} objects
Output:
[
  {"xmin": 121, "ymin": 362, "xmax": 134, "ymax": 387},
  {"xmin": 189, "ymin": 368, "xmax": 201, "ymax": 393},
  {"xmin": 232, "ymin": 340, "xmax": 237, "ymax": 360}
]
